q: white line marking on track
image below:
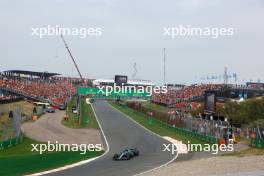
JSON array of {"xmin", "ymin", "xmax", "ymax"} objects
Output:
[
  {"xmin": 109, "ymin": 103, "xmax": 179, "ymax": 176},
  {"xmin": 28, "ymin": 101, "xmax": 178, "ymax": 176},
  {"xmin": 26, "ymin": 103, "xmax": 110, "ymax": 176}
]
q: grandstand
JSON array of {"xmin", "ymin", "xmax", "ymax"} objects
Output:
[
  {"xmin": 0, "ymin": 70, "xmax": 75, "ymax": 105},
  {"xmin": 152, "ymin": 83, "xmax": 264, "ymax": 108},
  {"xmin": 1, "ymin": 70, "xmax": 60, "ymax": 79},
  {"xmin": 152, "ymin": 84, "xmax": 224, "ymax": 107}
]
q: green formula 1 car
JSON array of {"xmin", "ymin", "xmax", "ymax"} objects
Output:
[{"xmin": 113, "ymin": 148, "xmax": 139, "ymax": 160}]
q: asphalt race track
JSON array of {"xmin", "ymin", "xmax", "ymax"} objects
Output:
[{"xmin": 47, "ymin": 101, "xmax": 176, "ymax": 176}]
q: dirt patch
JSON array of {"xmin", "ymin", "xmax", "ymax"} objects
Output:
[{"xmin": 143, "ymin": 155, "xmax": 264, "ymax": 176}]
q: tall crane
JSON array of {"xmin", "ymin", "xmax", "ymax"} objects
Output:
[
  {"xmin": 61, "ymin": 34, "xmax": 84, "ymax": 83},
  {"xmin": 61, "ymin": 34, "xmax": 84, "ymax": 126}
]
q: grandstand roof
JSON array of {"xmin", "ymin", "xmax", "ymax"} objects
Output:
[
  {"xmin": 2, "ymin": 70, "xmax": 60, "ymax": 78},
  {"xmin": 93, "ymin": 78, "xmax": 155, "ymax": 86}
]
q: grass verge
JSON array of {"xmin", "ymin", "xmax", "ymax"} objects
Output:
[
  {"xmin": 109, "ymin": 101, "xmax": 206, "ymax": 145},
  {"xmin": 0, "ymin": 101, "xmax": 34, "ymax": 140},
  {"xmin": 62, "ymin": 96, "xmax": 78, "ymax": 128},
  {"xmin": 80, "ymin": 98, "xmax": 99, "ymax": 129},
  {"xmin": 63, "ymin": 96, "xmax": 99, "ymax": 129},
  {"xmin": 0, "ymin": 137, "xmax": 103, "ymax": 176},
  {"xmin": 0, "ymin": 101, "xmax": 34, "ymax": 118}
]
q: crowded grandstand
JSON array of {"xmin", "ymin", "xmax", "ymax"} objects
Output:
[
  {"xmin": 0, "ymin": 70, "xmax": 77, "ymax": 106},
  {"xmin": 1, "ymin": 69, "xmax": 264, "ymax": 109}
]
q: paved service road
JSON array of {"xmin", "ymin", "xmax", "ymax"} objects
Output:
[
  {"xmin": 47, "ymin": 101, "xmax": 176, "ymax": 176},
  {"xmin": 22, "ymin": 110, "xmax": 102, "ymax": 146}
]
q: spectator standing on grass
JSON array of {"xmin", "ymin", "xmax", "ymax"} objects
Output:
[{"xmin": 9, "ymin": 110, "xmax": 13, "ymax": 119}]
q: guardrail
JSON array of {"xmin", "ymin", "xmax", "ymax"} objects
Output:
[
  {"xmin": 0, "ymin": 135, "xmax": 23, "ymax": 150},
  {"xmin": 119, "ymin": 104, "xmax": 219, "ymax": 144},
  {"xmin": 117, "ymin": 103, "xmax": 219, "ymax": 144},
  {"xmin": 251, "ymin": 138, "xmax": 264, "ymax": 148},
  {"xmin": 148, "ymin": 117, "xmax": 219, "ymax": 144}
]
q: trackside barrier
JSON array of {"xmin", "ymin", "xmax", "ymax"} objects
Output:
[
  {"xmin": 250, "ymin": 138, "xmax": 264, "ymax": 148},
  {"xmin": 116, "ymin": 103, "xmax": 219, "ymax": 144},
  {"xmin": 0, "ymin": 135, "xmax": 23, "ymax": 150},
  {"xmin": 148, "ymin": 117, "xmax": 219, "ymax": 144}
]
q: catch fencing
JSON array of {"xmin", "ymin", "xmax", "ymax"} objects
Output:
[
  {"xmin": 149, "ymin": 117, "xmax": 218, "ymax": 143},
  {"xmin": 127, "ymin": 102, "xmax": 227, "ymax": 139},
  {"xmin": 0, "ymin": 134, "xmax": 23, "ymax": 150},
  {"xmin": 0, "ymin": 107, "xmax": 23, "ymax": 142},
  {"xmin": 251, "ymin": 138, "xmax": 264, "ymax": 148},
  {"xmin": 123, "ymin": 102, "xmax": 220, "ymax": 143}
]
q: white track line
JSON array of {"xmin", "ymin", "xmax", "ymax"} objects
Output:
[
  {"xmin": 109, "ymin": 103, "xmax": 179, "ymax": 176},
  {"xmin": 27, "ymin": 103, "xmax": 109, "ymax": 176},
  {"xmin": 28, "ymin": 101, "xmax": 177, "ymax": 176}
]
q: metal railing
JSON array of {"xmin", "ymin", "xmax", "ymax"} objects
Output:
[
  {"xmin": 0, "ymin": 134, "xmax": 23, "ymax": 150},
  {"xmin": 251, "ymin": 138, "xmax": 264, "ymax": 148},
  {"xmin": 148, "ymin": 117, "xmax": 219, "ymax": 144}
]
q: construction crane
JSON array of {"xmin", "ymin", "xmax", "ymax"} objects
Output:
[{"xmin": 61, "ymin": 34, "xmax": 84, "ymax": 83}]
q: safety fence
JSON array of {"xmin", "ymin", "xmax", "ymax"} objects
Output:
[
  {"xmin": 148, "ymin": 117, "xmax": 219, "ymax": 144},
  {"xmin": 0, "ymin": 134, "xmax": 23, "ymax": 150},
  {"xmin": 117, "ymin": 102, "xmax": 219, "ymax": 144},
  {"xmin": 126, "ymin": 101, "xmax": 226, "ymax": 139},
  {"xmin": 250, "ymin": 138, "xmax": 264, "ymax": 148}
]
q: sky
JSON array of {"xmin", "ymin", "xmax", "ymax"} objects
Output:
[{"xmin": 0, "ymin": 0, "xmax": 264, "ymax": 85}]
